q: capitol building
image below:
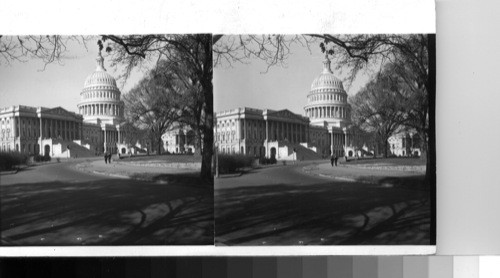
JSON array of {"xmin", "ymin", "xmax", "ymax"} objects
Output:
[
  {"xmin": 215, "ymin": 56, "xmax": 371, "ymax": 160},
  {"xmin": 0, "ymin": 51, "xmax": 143, "ymax": 157}
]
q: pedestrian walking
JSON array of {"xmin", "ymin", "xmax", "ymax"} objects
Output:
[
  {"xmin": 330, "ymin": 155, "xmax": 334, "ymax": 167},
  {"xmin": 104, "ymin": 152, "xmax": 108, "ymax": 164},
  {"xmin": 108, "ymin": 153, "xmax": 112, "ymax": 164},
  {"xmin": 334, "ymin": 155, "xmax": 338, "ymax": 166}
]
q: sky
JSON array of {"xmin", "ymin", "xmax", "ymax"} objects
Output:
[
  {"xmin": 214, "ymin": 37, "xmax": 371, "ymax": 116},
  {"xmin": 0, "ymin": 37, "xmax": 146, "ymax": 113},
  {"xmin": 1, "ymin": 35, "xmax": 373, "ymax": 117}
]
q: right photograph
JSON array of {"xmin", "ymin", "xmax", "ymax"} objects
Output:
[{"xmin": 213, "ymin": 34, "xmax": 436, "ymax": 246}]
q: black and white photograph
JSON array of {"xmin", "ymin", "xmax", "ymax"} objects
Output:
[
  {"xmin": 0, "ymin": 35, "xmax": 214, "ymax": 245},
  {"xmin": 213, "ymin": 34, "xmax": 435, "ymax": 246}
]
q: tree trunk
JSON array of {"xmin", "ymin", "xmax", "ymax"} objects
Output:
[
  {"xmin": 194, "ymin": 128, "xmax": 202, "ymax": 155},
  {"xmin": 384, "ymin": 138, "xmax": 389, "ymax": 158},
  {"xmin": 157, "ymin": 136, "xmax": 162, "ymax": 155},
  {"xmin": 200, "ymin": 126, "xmax": 213, "ymax": 183}
]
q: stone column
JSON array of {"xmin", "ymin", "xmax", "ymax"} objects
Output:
[
  {"xmin": 13, "ymin": 116, "xmax": 17, "ymax": 138},
  {"xmin": 331, "ymin": 130, "xmax": 334, "ymax": 155},
  {"xmin": 243, "ymin": 119, "xmax": 247, "ymax": 141},
  {"xmin": 103, "ymin": 129, "xmax": 107, "ymax": 152},
  {"xmin": 39, "ymin": 116, "xmax": 43, "ymax": 155},
  {"xmin": 78, "ymin": 123, "xmax": 81, "ymax": 140},
  {"xmin": 265, "ymin": 119, "xmax": 269, "ymax": 142},
  {"xmin": 345, "ymin": 132, "xmax": 348, "ymax": 154}
]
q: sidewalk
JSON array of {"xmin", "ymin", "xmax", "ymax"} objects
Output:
[{"xmin": 75, "ymin": 159, "xmax": 200, "ymax": 181}]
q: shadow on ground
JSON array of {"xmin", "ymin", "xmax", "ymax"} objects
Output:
[
  {"xmin": 1, "ymin": 176, "xmax": 213, "ymax": 246},
  {"xmin": 215, "ymin": 175, "xmax": 430, "ymax": 246}
]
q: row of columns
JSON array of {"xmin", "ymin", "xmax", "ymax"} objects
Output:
[
  {"xmin": 37, "ymin": 117, "xmax": 82, "ymax": 142},
  {"xmin": 83, "ymin": 91, "xmax": 117, "ymax": 100},
  {"xmin": 310, "ymin": 93, "xmax": 345, "ymax": 102},
  {"xmin": 79, "ymin": 103, "xmax": 122, "ymax": 117},
  {"xmin": 103, "ymin": 129, "xmax": 119, "ymax": 153},
  {"xmin": 236, "ymin": 118, "xmax": 307, "ymax": 143},
  {"xmin": 306, "ymin": 106, "xmax": 349, "ymax": 119},
  {"xmin": 9, "ymin": 116, "xmax": 82, "ymax": 145},
  {"xmin": 330, "ymin": 131, "xmax": 348, "ymax": 155},
  {"xmin": 263, "ymin": 120, "xmax": 307, "ymax": 143}
]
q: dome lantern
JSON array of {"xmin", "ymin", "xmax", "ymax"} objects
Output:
[
  {"xmin": 322, "ymin": 54, "xmax": 333, "ymax": 74},
  {"xmin": 95, "ymin": 50, "xmax": 106, "ymax": 72}
]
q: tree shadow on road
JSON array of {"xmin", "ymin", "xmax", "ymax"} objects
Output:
[
  {"xmin": 0, "ymin": 176, "xmax": 213, "ymax": 246},
  {"xmin": 215, "ymin": 175, "xmax": 431, "ymax": 245}
]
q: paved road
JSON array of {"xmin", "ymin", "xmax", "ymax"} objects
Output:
[
  {"xmin": 1, "ymin": 160, "xmax": 213, "ymax": 245},
  {"xmin": 215, "ymin": 161, "xmax": 431, "ymax": 245}
]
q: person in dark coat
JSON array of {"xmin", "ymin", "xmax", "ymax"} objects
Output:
[
  {"xmin": 334, "ymin": 154, "xmax": 338, "ymax": 166},
  {"xmin": 104, "ymin": 152, "xmax": 108, "ymax": 164},
  {"xmin": 330, "ymin": 155, "xmax": 334, "ymax": 167},
  {"xmin": 108, "ymin": 152, "xmax": 112, "ymax": 163}
]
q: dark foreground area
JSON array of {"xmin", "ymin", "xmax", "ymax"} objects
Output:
[
  {"xmin": 215, "ymin": 161, "xmax": 431, "ymax": 245},
  {"xmin": 0, "ymin": 160, "xmax": 213, "ymax": 245}
]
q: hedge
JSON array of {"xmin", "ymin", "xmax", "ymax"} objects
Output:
[
  {"xmin": 0, "ymin": 151, "xmax": 30, "ymax": 171},
  {"xmin": 217, "ymin": 154, "xmax": 256, "ymax": 174}
]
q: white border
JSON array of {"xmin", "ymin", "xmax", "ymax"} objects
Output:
[
  {"xmin": 0, "ymin": 246, "xmax": 435, "ymax": 257},
  {"xmin": 0, "ymin": 0, "xmax": 436, "ymax": 256},
  {"xmin": 0, "ymin": 0, "xmax": 435, "ymax": 34}
]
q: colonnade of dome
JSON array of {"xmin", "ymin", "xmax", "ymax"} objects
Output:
[{"xmin": 79, "ymin": 103, "xmax": 123, "ymax": 117}]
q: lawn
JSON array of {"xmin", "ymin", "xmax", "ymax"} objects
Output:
[
  {"xmin": 344, "ymin": 157, "xmax": 426, "ymax": 166},
  {"xmin": 118, "ymin": 154, "xmax": 202, "ymax": 163}
]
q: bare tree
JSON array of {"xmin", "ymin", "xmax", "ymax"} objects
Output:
[
  {"xmin": 153, "ymin": 60, "xmax": 205, "ymax": 155},
  {"xmin": 102, "ymin": 35, "xmax": 213, "ymax": 182},
  {"xmin": 0, "ymin": 35, "xmax": 90, "ymax": 69},
  {"xmin": 123, "ymin": 66, "xmax": 182, "ymax": 155},
  {"xmin": 350, "ymin": 66, "xmax": 409, "ymax": 158},
  {"xmin": 213, "ymin": 35, "xmax": 316, "ymax": 72}
]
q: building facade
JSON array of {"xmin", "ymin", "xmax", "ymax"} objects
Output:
[
  {"xmin": 162, "ymin": 127, "xmax": 197, "ymax": 154},
  {"xmin": 388, "ymin": 131, "xmax": 422, "ymax": 157},
  {"xmin": 0, "ymin": 51, "xmax": 141, "ymax": 157},
  {"xmin": 215, "ymin": 56, "xmax": 370, "ymax": 160},
  {"xmin": 0, "ymin": 105, "xmax": 84, "ymax": 156}
]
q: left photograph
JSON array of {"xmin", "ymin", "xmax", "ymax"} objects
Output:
[{"xmin": 0, "ymin": 35, "xmax": 214, "ymax": 245}]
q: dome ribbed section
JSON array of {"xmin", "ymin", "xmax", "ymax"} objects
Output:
[
  {"xmin": 310, "ymin": 56, "xmax": 344, "ymax": 92},
  {"xmin": 84, "ymin": 71, "xmax": 117, "ymax": 88},
  {"xmin": 83, "ymin": 52, "xmax": 118, "ymax": 88},
  {"xmin": 310, "ymin": 74, "xmax": 344, "ymax": 91}
]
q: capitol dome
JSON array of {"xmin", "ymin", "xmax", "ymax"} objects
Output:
[
  {"xmin": 77, "ymin": 51, "xmax": 124, "ymax": 125},
  {"xmin": 304, "ymin": 55, "xmax": 351, "ymax": 128},
  {"xmin": 84, "ymin": 69, "xmax": 118, "ymax": 88},
  {"xmin": 310, "ymin": 61, "xmax": 344, "ymax": 92}
]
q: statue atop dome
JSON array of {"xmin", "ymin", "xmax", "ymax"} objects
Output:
[
  {"xmin": 95, "ymin": 40, "xmax": 106, "ymax": 72},
  {"xmin": 322, "ymin": 54, "xmax": 333, "ymax": 74}
]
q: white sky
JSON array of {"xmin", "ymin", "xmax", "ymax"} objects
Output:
[
  {"xmin": 0, "ymin": 37, "xmax": 146, "ymax": 113},
  {"xmin": 214, "ymin": 37, "xmax": 370, "ymax": 115}
]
